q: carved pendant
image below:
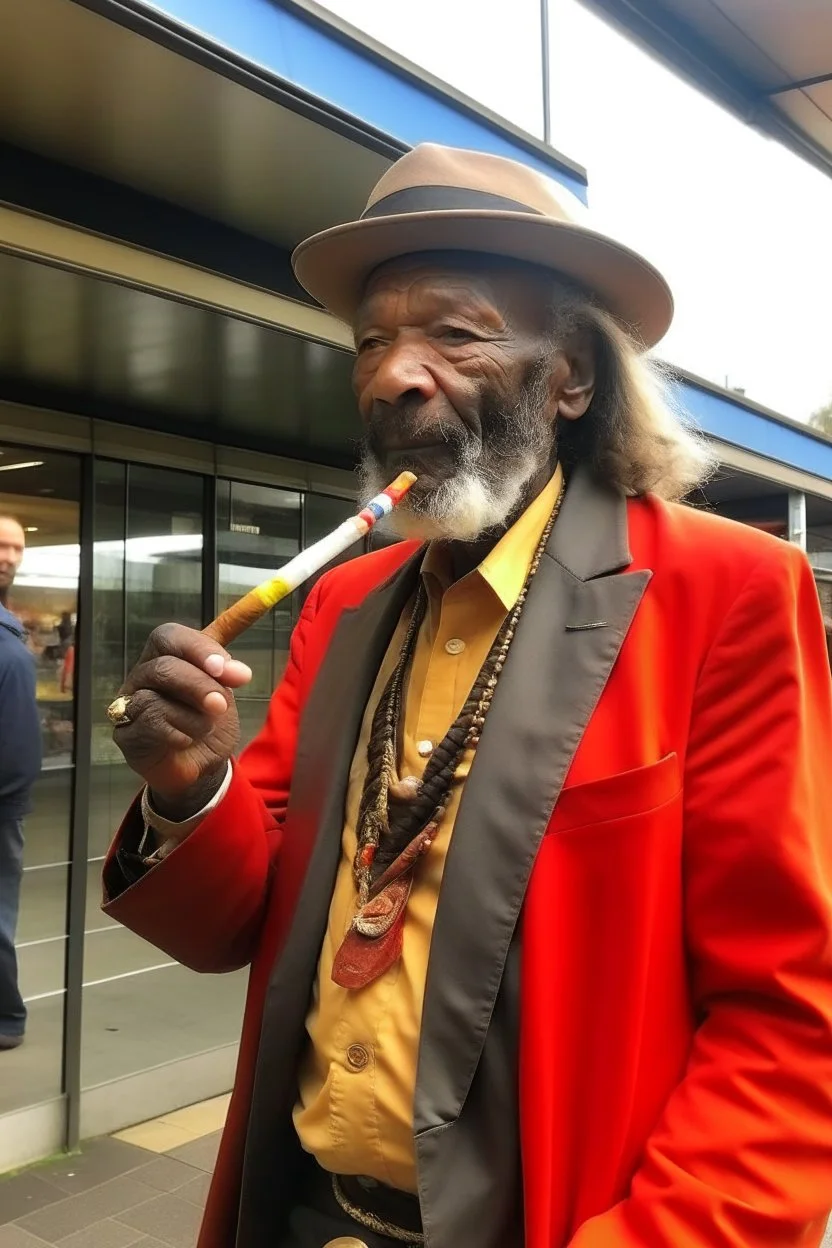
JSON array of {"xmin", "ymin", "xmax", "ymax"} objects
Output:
[
  {"xmin": 331, "ymin": 874, "xmax": 413, "ymax": 989},
  {"xmin": 332, "ymin": 829, "xmax": 434, "ymax": 990}
]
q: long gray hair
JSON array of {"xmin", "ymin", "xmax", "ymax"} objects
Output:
[{"xmin": 552, "ymin": 293, "xmax": 715, "ymax": 501}]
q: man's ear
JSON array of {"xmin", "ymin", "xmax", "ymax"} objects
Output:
[{"xmin": 553, "ymin": 331, "xmax": 596, "ymax": 422}]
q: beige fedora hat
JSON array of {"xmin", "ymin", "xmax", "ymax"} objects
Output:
[{"xmin": 292, "ymin": 143, "xmax": 674, "ymax": 348}]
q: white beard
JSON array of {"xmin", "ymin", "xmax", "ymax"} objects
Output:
[
  {"xmin": 358, "ymin": 361, "xmax": 554, "ymax": 543},
  {"xmin": 359, "ymin": 447, "xmax": 541, "ymax": 543}
]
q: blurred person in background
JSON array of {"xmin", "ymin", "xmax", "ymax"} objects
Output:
[
  {"xmin": 57, "ymin": 610, "xmax": 73, "ymax": 655},
  {"xmin": 0, "ymin": 516, "xmax": 42, "ymax": 1051}
]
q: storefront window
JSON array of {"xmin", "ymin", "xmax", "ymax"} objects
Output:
[
  {"xmin": 806, "ymin": 494, "xmax": 832, "ymax": 617},
  {"xmin": 0, "ymin": 445, "xmax": 365, "ymax": 1135},
  {"xmin": 0, "ymin": 444, "xmax": 79, "ymax": 1115},
  {"xmin": 301, "ymin": 491, "xmax": 361, "ymax": 601},
  {"xmin": 217, "ymin": 479, "xmax": 302, "ymax": 747},
  {"xmin": 79, "ymin": 467, "xmax": 361, "ymax": 1099},
  {"xmin": 81, "ymin": 462, "xmax": 245, "ymax": 1093}
]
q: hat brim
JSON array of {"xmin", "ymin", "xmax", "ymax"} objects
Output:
[{"xmin": 292, "ymin": 209, "xmax": 674, "ymax": 349}]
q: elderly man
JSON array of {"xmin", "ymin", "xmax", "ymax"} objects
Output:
[{"xmin": 103, "ymin": 145, "xmax": 832, "ymax": 1248}]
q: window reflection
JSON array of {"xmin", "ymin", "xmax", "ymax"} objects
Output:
[
  {"xmin": 124, "ymin": 465, "xmax": 204, "ymax": 665},
  {"xmin": 0, "ymin": 445, "xmax": 79, "ymax": 1114},
  {"xmin": 77, "ymin": 467, "xmax": 365, "ymax": 1096},
  {"xmin": 806, "ymin": 497, "xmax": 832, "ymax": 619},
  {"xmin": 301, "ymin": 491, "xmax": 360, "ymax": 604},
  {"xmin": 83, "ymin": 462, "xmax": 207, "ymax": 1090},
  {"xmin": 217, "ymin": 480, "xmax": 301, "ymax": 746}
]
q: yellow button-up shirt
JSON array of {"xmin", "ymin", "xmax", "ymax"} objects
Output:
[{"xmin": 293, "ymin": 468, "xmax": 562, "ymax": 1193}]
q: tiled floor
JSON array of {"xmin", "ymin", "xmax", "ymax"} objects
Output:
[
  {"xmin": 0, "ymin": 1097, "xmax": 228, "ymax": 1248},
  {"xmin": 3, "ymin": 1095, "xmax": 831, "ymax": 1246}
]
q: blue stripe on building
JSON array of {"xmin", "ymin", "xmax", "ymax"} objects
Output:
[
  {"xmin": 680, "ymin": 381, "xmax": 832, "ymax": 482},
  {"xmin": 140, "ymin": 0, "xmax": 589, "ymax": 199}
]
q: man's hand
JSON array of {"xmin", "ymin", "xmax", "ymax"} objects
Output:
[{"xmin": 112, "ymin": 624, "xmax": 252, "ymax": 819}]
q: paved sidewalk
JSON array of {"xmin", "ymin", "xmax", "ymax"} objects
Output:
[
  {"xmin": 0, "ymin": 1097, "xmax": 228, "ymax": 1248},
  {"xmin": 3, "ymin": 1096, "xmax": 831, "ymax": 1246}
]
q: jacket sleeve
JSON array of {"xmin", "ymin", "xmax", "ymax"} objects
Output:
[
  {"xmin": 570, "ymin": 545, "xmax": 832, "ymax": 1247},
  {"xmin": 101, "ymin": 578, "xmax": 325, "ymax": 973},
  {"xmin": 0, "ymin": 649, "xmax": 41, "ymax": 803}
]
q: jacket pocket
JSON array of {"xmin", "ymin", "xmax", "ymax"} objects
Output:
[{"xmin": 548, "ymin": 752, "xmax": 681, "ymax": 836}]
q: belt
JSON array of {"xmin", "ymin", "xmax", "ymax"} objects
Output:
[{"xmin": 331, "ymin": 1172, "xmax": 423, "ymax": 1245}]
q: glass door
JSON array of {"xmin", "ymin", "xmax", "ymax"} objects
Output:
[
  {"xmin": 81, "ymin": 461, "xmax": 249, "ymax": 1134},
  {"xmin": 0, "ymin": 444, "xmax": 80, "ymax": 1126},
  {"xmin": 216, "ymin": 479, "xmax": 302, "ymax": 746},
  {"xmin": 215, "ymin": 482, "xmax": 357, "ymax": 747}
]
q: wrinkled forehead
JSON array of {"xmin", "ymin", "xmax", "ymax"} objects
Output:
[{"xmin": 356, "ymin": 251, "xmax": 561, "ymax": 325}]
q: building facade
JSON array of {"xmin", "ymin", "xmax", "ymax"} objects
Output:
[{"xmin": 1, "ymin": 0, "xmax": 831, "ymax": 1171}]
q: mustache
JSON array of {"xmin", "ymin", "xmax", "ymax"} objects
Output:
[{"xmin": 363, "ymin": 400, "xmax": 470, "ymax": 459}]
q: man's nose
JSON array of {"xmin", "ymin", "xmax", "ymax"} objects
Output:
[{"xmin": 370, "ymin": 340, "xmax": 439, "ymax": 407}]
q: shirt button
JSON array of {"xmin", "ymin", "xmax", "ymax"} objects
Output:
[
  {"xmin": 444, "ymin": 637, "xmax": 466, "ymax": 655},
  {"xmin": 417, "ymin": 740, "xmax": 433, "ymax": 758},
  {"xmin": 346, "ymin": 1043, "xmax": 370, "ymax": 1071}
]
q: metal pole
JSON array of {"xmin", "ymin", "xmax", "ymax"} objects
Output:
[
  {"xmin": 540, "ymin": 0, "xmax": 552, "ymax": 145},
  {"xmin": 63, "ymin": 453, "xmax": 95, "ymax": 1150},
  {"xmin": 202, "ymin": 474, "xmax": 218, "ymax": 630},
  {"xmin": 788, "ymin": 491, "xmax": 807, "ymax": 551}
]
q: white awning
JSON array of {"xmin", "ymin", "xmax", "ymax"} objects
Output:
[{"xmin": 584, "ymin": 0, "xmax": 832, "ymax": 177}]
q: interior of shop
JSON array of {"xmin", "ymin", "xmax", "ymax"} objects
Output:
[{"xmin": 0, "ymin": 443, "xmax": 356, "ymax": 1121}]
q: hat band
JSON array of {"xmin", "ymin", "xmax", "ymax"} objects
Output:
[{"xmin": 361, "ymin": 185, "xmax": 544, "ymax": 220}]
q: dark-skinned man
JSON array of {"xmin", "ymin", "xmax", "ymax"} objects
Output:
[{"xmin": 103, "ymin": 145, "xmax": 832, "ymax": 1248}]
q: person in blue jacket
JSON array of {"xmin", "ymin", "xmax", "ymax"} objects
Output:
[{"xmin": 0, "ymin": 516, "xmax": 41, "ymax": 1050}]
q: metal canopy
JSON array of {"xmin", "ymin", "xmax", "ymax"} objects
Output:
[
  {"xmin": 583, "ymin": 0, "xmax": 832, "ymax": 178},
  {"xmin": 0, "ymin": 0, "xmax": 394, "ymax": 250},
  {"xmin": 0, "ymin": 251, "xmax": 361, "ymax": 466}
]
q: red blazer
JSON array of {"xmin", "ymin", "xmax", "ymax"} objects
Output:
[{"xmin": 105, "ymin": 479, "xmax": 832, "ymax": 1248}]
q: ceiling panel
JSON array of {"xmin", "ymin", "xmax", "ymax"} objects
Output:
[
  {"xmin": 647, "ymin": 0, "xmax": 831, "ymax": 85},
  {"xmin": 712, "ymin": 0, "xmax": 832, "ymax": 82},
  {"xmin": 0, "ymin": 0, "xmax": 392, "ymax": 248},
  {"xmin": 585, "ymin": 0, "xmax": 832, "ymax": 175},
  {"xmin": 0, "ymin": 251, "xmax": 362, "ymax": 466},
  {"xmin": 780, "ymin": 87, "xmax": 832, "ymax": 158},
  {"xmin": 651, "ymin": 0, "xmax": 785, "ymax": 87}
]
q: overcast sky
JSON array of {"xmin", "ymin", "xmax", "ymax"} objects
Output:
[{"xmin": 319, "ymin": 0, "xmax": 832, "ymax": 424}]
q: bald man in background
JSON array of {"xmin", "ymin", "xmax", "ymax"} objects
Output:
[{"xmin": 0, "ymin": 516, "xmax": 41, "ymax": 1050}]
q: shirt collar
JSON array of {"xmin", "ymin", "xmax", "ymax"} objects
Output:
[{"xmin": 422, "ymin": 464, "xmax": 563, "ymax": 611}]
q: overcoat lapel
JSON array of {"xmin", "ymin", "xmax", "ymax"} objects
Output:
[
  {"xmin": 236, "ymin": 551, "xmax": 422, "ymax": 1247},
  {"xmin": 415, "ymin": 469, "xmax": 652, "ymax": 1248}
]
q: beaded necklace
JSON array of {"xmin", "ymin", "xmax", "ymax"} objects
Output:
[{"xmin": 331, "ymin": 478, "xmax": 566, "ymax": 990}]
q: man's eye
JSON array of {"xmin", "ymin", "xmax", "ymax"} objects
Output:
[
  {"xmin": 441, "ymin": 327, "xmax": 476, "ymax": 343},
  {"xmin": 357, "ymin": 337, "xmax": 384, "ymax": 354}
]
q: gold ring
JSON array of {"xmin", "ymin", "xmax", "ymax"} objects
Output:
[{"xmin": 107, "ymin": 694, "xmax": 133, "ymax": 727}]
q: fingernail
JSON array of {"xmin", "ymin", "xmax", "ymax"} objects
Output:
[
  {"xmin": 203, "ymin": 654, "xmax": 225, "ymax": 677},
  {"xmin": 226, "ymin": 660, "xmax": 253, "ymax": 681},
  {"xmin": 203, "ymin": 691, "xmax": 227, "ymax": 714}
]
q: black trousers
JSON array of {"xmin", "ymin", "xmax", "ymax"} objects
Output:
[
  {"xmin": 278, "ymin": 1162, "xmax": 422, "ymax": 1248},
  {"xmin": 0, "ymin": 817, "xmax": 26, "ymax": 1037}
]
